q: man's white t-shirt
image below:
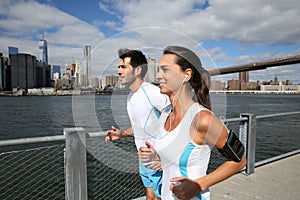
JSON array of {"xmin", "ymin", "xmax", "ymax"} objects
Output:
[{"xmin": 127, "ymin": 82, "xmax": 169, "ymax": 150}]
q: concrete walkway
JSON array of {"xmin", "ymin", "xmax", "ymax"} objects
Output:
[
  {"xmin": 210, "ymin": 153, "xmax": 300, "ymax": 200},
  {"xmin": 133, "ymin": 154, "xmax": 300, "ymax": 200}
]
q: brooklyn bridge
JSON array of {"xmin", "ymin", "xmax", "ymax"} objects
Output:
[{"xmin": 208, "ymin": 54, "xmax": 300, "ymax": 76}]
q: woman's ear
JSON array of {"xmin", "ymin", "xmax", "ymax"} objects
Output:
[{"xmin": 184, "ymin": 68, "xmax": 192, "ymax": 81}]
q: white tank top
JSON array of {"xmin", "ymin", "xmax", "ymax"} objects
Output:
[{"xmin": 155, "ymin": 103, "xmax": 212, "ymax": 200}]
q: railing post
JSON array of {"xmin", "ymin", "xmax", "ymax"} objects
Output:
[
  {"xmin": 64, "ymin": 128, "xmax": 87, "ymax": 200},
  {"xmin": 240, "ymin": 113, "xmax": 256, "ymax": 175}
]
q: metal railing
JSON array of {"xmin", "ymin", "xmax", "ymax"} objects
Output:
[{"xmin": 0, "ymin": 111, "xmax": 299, "ymax": 199}]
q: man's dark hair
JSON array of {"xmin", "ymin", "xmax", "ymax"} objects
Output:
[{"xmin": 118, "ymin": 48, "xmax": 148, "ymax": 78}]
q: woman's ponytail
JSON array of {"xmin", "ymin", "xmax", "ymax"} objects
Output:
[{"xmin": 191, "ymin": 69, "xmax": 211, "ymax": 110}]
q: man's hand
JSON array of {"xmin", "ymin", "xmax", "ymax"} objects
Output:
[
  {"xmin": 138, "ymin": 141, "xmax": 155, "ymax": 162},
  {"xmin": 146, "ymin": 160, "xmax": 162, "ymax": 171},
  {"xmin": 105, "ymin": 126, "xmax": 122, "ymax": 143},
  {"xmin": 138, "ymin": 141, "xmax": 162, "ymax": 171}
]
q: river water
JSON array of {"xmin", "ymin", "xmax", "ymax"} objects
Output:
[
  {"xmin": 1, "ymin": 93, "xmax": 300, "ymax": 159},
  {"xmin": 1, "ymin": 94, "xmax": 300, "ymax": 139},
  {"xmin": 0, "ymin": 93, "xmax": 300, "ymax": 199}
]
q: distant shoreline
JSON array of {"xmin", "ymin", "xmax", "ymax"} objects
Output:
[
  {"xmin": 0, "ymin": 89, "xmax": 130, "ymax": 96},
  {"xmin": 210, "ymin": 90, "xmax": 300, "ymax": 95},
  {"xmin": 0, "ymin": 89, "xmax": 299, "ymax": 96}
]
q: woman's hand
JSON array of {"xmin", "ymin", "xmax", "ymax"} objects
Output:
[{"xmin": 170, "ymin": 177, "xmax": 202, "ymax": 200}]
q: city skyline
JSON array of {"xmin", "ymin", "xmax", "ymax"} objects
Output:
[
  {"xmin": 0, "ymin": 0, "xmax": 300, "ymax": 84},
  {"xmin": 1, "ymin": 41, "xmax": 298, "ymax": 92},
  {"xmin": 2, "ymin": 40, "xmax": 299, "ymax": 86}
]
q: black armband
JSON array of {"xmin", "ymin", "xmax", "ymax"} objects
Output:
[{"xmin": 217, "ymin": 130, "xmax": 245, "ymax": 162}]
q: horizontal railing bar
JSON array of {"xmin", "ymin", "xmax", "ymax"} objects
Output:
[
  {"xmin": 255, "ymin": 149, "xmax": 300, "ymax": 167},
  {"xmin": 222, "ymin": 117, "xmax": 247, "ymax": 123},
  {"xmin": 0, "ymin": 131, "xmax": 115, "ymax": 147},
  {"xmin": 87, "ymin": 131, "xmax": 106, "ymax": 137},
  {"xmin": 0, "ymin": 132, "xmax": 108, "ymax": 147},
  {"xmin": 0, "ymin": 135, "xmax": 66, "ymax": 147},
  {"xmin": 1, "ymin": 110, "xmax": 299, "ymax": 147},
  {"xmin": 220, "ymin": 111, "xmax": 300, "ymax": 123},
  {"xmin": 256, "ymin": 111, "xmax": 300, "ymax": 119}
]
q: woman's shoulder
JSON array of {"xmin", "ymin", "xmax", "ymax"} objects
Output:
[{"xmin": 192, "ymin": 108, "xmax": 216, "ymax": 131}]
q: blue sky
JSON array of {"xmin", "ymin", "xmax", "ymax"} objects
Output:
[{"xmin": 1, "ymin": 0, "xmax": 300, "ymax": 83}]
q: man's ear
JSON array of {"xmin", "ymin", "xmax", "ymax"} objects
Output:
[{"xmin": 134, "ymin": 66, "xmax": 142, "ymax": 77}]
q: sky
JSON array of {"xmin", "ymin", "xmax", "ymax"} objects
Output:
[{"xmin": 0, "ymin": 0, "xmax": 300, "ymax": 84}]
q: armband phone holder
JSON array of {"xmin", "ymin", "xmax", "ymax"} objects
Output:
[{"xmin": 217, "ymin": 130, "xmax": 245, "ymax": 162}]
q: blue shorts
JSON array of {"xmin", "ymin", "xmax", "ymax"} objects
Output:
[{"xmin": 139, "ymin": 162, "xmax": 162, "ymax": 198}]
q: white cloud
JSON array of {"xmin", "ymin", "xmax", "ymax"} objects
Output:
[
  {"xmin": 1, "ymin": 0, "xmax": 300, "ymax": 83},
  {"xmin": 250, "ymin": 64, "xmax": 300, "ymax": 83},
  {"xmin": 0, "ymin": 0, "xmax": 105, "ymax": 45},
  {"xmin": 0, "ymin": 0, "xmax": 106, "ymax": 69},
  {"xmin": 0, "ymin": 0, "xmax": 75, "ymax": 35},
  {"xmin": 98, "ymin": 1, "xmax": 120, "ymax": 20},
  {"xmin": 103, "ymin": 0, "xmax": 300, "ymax": 46},
  {"xmin": 97, "ymin": 0, "xmax": 300, "ymax": 83},
  {"xmin": 0, "ymin": 35, "xmax": 38, "ymax": 56}
]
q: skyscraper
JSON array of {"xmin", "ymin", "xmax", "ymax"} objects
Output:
[
  {"xmin": 239, "ymin": 71, "xmax": 249, "ymax": 83},
  {"xmin": 145, "ymin": 56, "xmax": 156, "ymax": 83},
  {"xmin": 274, "ymin": 74, "xmax": 278, "ymax": 83},
  {"xmin": 75, "ymin": 60, "xmax": 80, "ymax": 86},
  {"xmin": 10, "ymin": 53, "xmax": 37, "ymax": 90},
  {"xmin": 1, "ymin": 55, "xmax": 10, "ymax": 91},
  {"xmin": 8, "ymin": 46, "xmax": 18, "ymax": 55},
  {"xmin": 38, "ymin": 35, "xmax": 48, "ymax": 64},
  {"xmin": 83, "ymin": 45, "xmax": 91, "ymax": 87},
  {"xmin": 52, "ymin": 65, "xmax": 61, "ymax": 79},
  {"xmin": 0, "ymin": 54, "xmax": 4, "ymax": 90}
]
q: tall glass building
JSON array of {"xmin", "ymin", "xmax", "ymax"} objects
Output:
[
  {"xmin": 52, "ymin": 65, "xmax": 61, "ymax": 79},
  {"xmin": 8, "ymin": 46, "xmax": 18, "ymax": 55},
  {"xmin": 38, "ymin": 36, "xmax": 48, "ymax": 64},
  {"xmin": 83, "ymin": 45, "xmax": 91, "ymax": 87},
  {"xmin": 145, "ymin": 56, "xmax": 156, "ymax": 83}
]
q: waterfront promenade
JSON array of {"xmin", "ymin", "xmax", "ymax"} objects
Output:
[
  {"xmin": 210, "ymin": 153, "xmax": 300, "ymax": 200},
  {"xmin": 133, "ymin": 153, "xmax": 300, "ymax": 200}
]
